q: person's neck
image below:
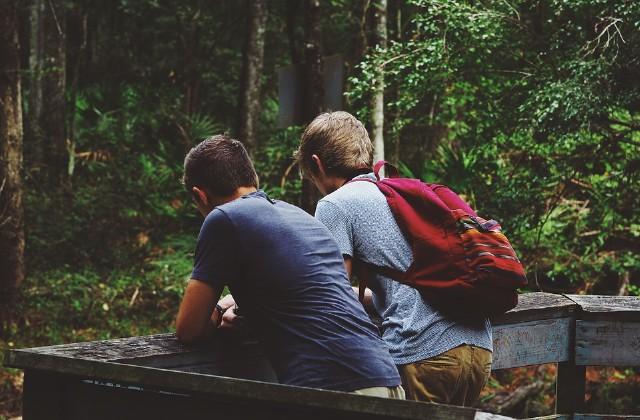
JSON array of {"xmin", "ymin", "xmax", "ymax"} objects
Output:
[
  {"xmin": 324, "ymin": 175, "xmax": 348, "ymax": 195},
  {"xmin": 211, "ymin": 186, "xmax": 258, "ymax": 208}
]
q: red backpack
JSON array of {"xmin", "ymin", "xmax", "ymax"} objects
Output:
[{"xmin": 351, "ymin": 161, "xmax": 527, "ymax": 317}]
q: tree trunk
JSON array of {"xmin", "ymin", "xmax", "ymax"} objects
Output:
[
  {"xmin": 238, "ymin": 0, "xmax": 268, "ymax": 156},
  {"xmin": 66, "ymin": 8, "xmax": 87, "ymax": 178},
  {"xmin": 285, "ymin": 0, "xmax": 300, "ymax": 64},
  {"xmin": 300, "ymin": 0, "xmax": 323, "ymax": 214},
  {"xmin": 0, "ymin": 0, "xmax": 25, "ymax": 334},
  {"xmin": 41, "ymin": 0, "xmax": 66, "ymax": 184},
  {"xmin": 389, "ymin": 0, "xmax": 401, "ymax": 164},
  {"xmin": 371, "ymin": 0, "xmax": 387, "ymax": 165},
  {"xmin": 183, "ymin": 3, "xmax": 203, "ymax": 118},
  {"xmin": 27, "ymin": 0, "xmax": 45, "ymax": 167}
]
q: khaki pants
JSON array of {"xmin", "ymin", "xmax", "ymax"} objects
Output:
[
  {"xmin": 352, "ymin": 385, "xmax": 406, "ymax": 399},
  {"xmin": 398, "ymin": 344, "xmax": 492, "ymax": 406}
]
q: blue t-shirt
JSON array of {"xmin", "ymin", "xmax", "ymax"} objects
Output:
[{"xmin": 191, "ymin": 190, "xmax": 400, "ymax": 392}]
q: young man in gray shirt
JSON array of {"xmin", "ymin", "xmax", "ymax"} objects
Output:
[{"xmin": 295, "ymin": 111, "xmax": 492, "ymax": 406}]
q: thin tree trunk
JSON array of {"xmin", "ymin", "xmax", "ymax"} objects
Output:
[
  {"xmin": 389, "ymin": 0, "xmax": 401, "ymax": 164},
  {"xmin": 41, "ymin": 0, "xmax": 66, "ymax": 184},
  {"xmin": 285, "ymin": 0, "xmax": 299, "ymax": 64},
  {"xmin": 371, "ymin": 0, "xmax": 387, "ymax": 165},
  {"xmin": 183, "ymin": 3, "xmax": 203, "ymax": 118},
  {"xmin": 238, "ymin": 0, "xmax": 268, "ymax": 156},
  {"xmin": 300, "ymin": 0, "xmax": 323, "ymax": 214},
  {"xmin": 66, "ymin": 9, "xmax": 87, "ymax": 178},
  {"xmin": 27, "ymin": 0, "xmax": 45, "ymax": 167},
  {"xmin": 0, "ymin": 0, "xmax": 25, "ymax": 335}
]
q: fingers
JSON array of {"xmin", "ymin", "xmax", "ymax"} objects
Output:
[{"xmin": 219, "ymin": 307, "xmax": 245, "ymax": 330}]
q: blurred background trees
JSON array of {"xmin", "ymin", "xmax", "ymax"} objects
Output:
[{"xmin": 0, "ymin": 0, "xmax": 639, "ymax": 417}]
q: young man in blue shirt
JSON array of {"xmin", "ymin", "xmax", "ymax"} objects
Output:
[{"xmin": 175, "ymin": 135, "xmax": 402, "ymax": 396}]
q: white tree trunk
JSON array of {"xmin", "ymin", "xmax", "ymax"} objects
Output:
[{"xmin": 371, "ymin": 0, "xmax": 387, "ymax": 166}]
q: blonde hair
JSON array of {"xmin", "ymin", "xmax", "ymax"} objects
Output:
[{"xmin": 295, "ymin": 111, "xmax": 373, "ymax": 179}]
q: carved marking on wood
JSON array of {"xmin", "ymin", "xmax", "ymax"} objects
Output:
[{"xmin": 492, "ymin": 318, "xmax": 571, "ymax": 370}]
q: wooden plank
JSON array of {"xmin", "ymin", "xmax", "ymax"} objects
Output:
[
  {"xmin": 7, "ymin": 293, "xmax": 578, "ymax": 367},
  {"xmin": 474, "ymin": 413, "xmax": 515, "ymax": 420},
  {"xmin": 7, "ymin": 353, "xmax": 483, "ymax": 420},
  {"xmin": 491, "ymin": 293, "xmax": 577, "ymax": 325},
  {"xmin": 575, "ymin": 320, "xmax": 640, "ymax": 366},
  {"xmin": 491, "ymin": 318, "xmax": 571, "ymax": 369},
  {"xmin": 567, "ymin": 295, "xmax": 640, "ymax": 322},
  {"xmin": 573, "ymin": 415, "xmax": 640, "ymax": 419},
  {"xmin": 7, "ymin": 333, "xmax": 191, "ymax": 362}
]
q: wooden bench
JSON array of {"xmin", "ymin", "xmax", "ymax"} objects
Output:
[{"xmin": 5, "ymin": 293, "xmax": 640, "ymax": 419}]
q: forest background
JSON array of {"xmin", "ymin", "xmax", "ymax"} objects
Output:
[{"xmin": 1, "ymin": 0, "xmax": 639, "ymax": 418}]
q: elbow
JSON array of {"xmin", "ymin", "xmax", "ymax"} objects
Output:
[{"xmin": 175, "ymin": 322, "xmax": 203, "ymax": 345}]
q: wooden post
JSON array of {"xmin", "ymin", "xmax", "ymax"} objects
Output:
[
  {"xmin": 555, "ymin": 362, "xmax": 586, "ymax": 415},
  {"xmin": 23, "ymin": 369, "xmax": 68, "ymax": 420}
]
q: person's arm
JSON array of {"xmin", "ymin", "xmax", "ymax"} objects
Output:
[
  {"xmin": 176, "ymin": 279, "xmax": 224, "ymax": 344},
  {"xmin": 344, "ymin": 255, "xmax": 374, "ymax": 307},
  {"xmin": 178, "ymin": 209, "xmax": 240, "ymax": 343}
]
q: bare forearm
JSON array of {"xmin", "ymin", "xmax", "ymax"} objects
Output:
[{"xmin": 351, "ymin": 286, "xmax": 374, "ymax": 307}]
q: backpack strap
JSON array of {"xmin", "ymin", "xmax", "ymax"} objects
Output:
[
  {"xmin": 373, "ymin": 160, "xmax": 400, "ymax": 180},
  {"xmin": 354, "ymin": 259, "xmax": 407, "ymax": 303}
]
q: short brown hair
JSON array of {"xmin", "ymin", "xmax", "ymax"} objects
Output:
[
  {"xmin": 295, "ymin": 111, "xmax": 373, "ymax": 179},
  {"xmin": 183, "ymin": 135, "xmax": 258, "ymax": 196}
]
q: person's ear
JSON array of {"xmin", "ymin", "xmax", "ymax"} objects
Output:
[
  {"xmin": 192, "ymin": 186, "xmax": 209, "ymax": 208},
  {"xmin": 311, "ymin": 154, "xmax": 326, "ymax": 176}
]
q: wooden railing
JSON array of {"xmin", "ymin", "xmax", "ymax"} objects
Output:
[{"xmin": 4, "ymin": 292, "xmax": 640, "ymax": 420}]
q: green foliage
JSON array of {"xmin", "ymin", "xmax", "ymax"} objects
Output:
[
  {"xmin": 8, "ymin": 234, "xmax": 193, "ymax": 347},
  {"xmin": 349, "ymin": 0, "xmax": 640, "ymax": 292},
  {"xmin": 253, "ymin": 126, "xmax": 304, "ymax": 204}
]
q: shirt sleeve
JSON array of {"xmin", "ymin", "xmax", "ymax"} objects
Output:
[
  {"xmin": 190, "ymin": 209, "xmax": 239, "ymax": 289},
  {"xmin": 315, "ymin": 199, "xmax": 354, "ymax": 257}
]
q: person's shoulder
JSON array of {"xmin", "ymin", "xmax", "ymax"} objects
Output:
[
  {"xmin": 202, "ymin": 207, "xmax": 233, "ymax": 230},
  {"xmin": 322, "ymin": 177, "xmax": 382, "ymax": 207}
]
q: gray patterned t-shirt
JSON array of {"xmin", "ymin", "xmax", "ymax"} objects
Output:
[{"xmin": 315, "ymin": 173, "xmax": 492, "ymax": 365}]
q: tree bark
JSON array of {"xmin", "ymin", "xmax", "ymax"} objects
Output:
[
  {"xmin": 285, "ymin": 0, "xmax": 300, "ymax": 64},
  {"xmin": 371, "ymin": 0, "xmax": 387, "ymax": 165},
  {"xmin": 300, "ymin": 0, "xmax": 323, "ymax": 214},
  {"xmin": 66, "ymin": 8, "xmax": 87, "ymax": 178},
  {"xmin": 27, "ymin": 0, "xmax": 45, "ymax": 167},
  {"xmin": 238, "ymin": 0, "xmax": 268, "ymax": 156},
  {"xmin": 389, "ymin": 0, "xmax": 401, "ymax": 164},
  {"xmin": 41, "ymin": 0, "xmax": 66, "ymax": 184},
  {"xmin": 0, "ymin": 0, "xmax": 25, "ymax": 332},
  {"xmin": 183, "ymin": 3, "xmax": 203, "ymax": 118}
]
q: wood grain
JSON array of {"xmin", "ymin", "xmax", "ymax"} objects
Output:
[
  {"xmin": 492, "ymin": 318, "xmax": 571, "ymax": 369},
  {"xmin": 575, "ymin": 320, "xmax": 640, "ymax": 366},
  {"xmin": 567, "ymin": 295, "xmax": 640, "ymax": 322}
]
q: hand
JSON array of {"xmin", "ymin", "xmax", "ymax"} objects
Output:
[
  {"xmin": 218, "ymin": 305, "xmax": 245, "ymax": 330},
  {"xmin": 217, "ymin": 294, "xmax": 236, "ymax": 311}
]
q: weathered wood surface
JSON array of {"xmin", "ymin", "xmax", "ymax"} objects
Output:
[
  {"xmin": 575, "ymin": 320, "xmax": 640, "ymax": 366},
  {"xmin": 491, "ymin": 293, "xmax": 577, "ymax": 325},
  {"xmin": 573, "ymin": 415, "xmax": 640, "ymax": 419},
  {"xmin": 10, "ymin": 332, "xmax": 188, "ymax": 362},
  {"xmin": 6, "ymin": 292, "xmax": 640, "ymax": 420},
  {"xmin": 14, "ymin": 360, "xmax": 497, "ymax": 420},
  {"xmin": 6, "ymin": 293, "xmax": 577, "ymax": 369},
  {"xmin": 473, "ymin": 413, "xmax": 516, "ymax": 420},
  {"xmin": 567, "ymin": 295, "xmax": 640, "ymax": 321},
  {"xmin": 492, "ymin": 318, "xmax": 571, "ymax": 369}
]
